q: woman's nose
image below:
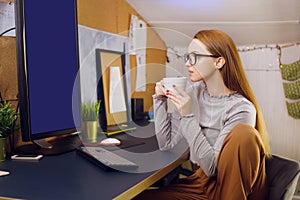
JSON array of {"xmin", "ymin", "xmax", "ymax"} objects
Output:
[{"xmin": 185, "ymin": 60, "xmax": 191, "ymax": 67}]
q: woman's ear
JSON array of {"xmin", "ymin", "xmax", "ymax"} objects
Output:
[{"xmin": 215, "ymin": 57, "xmax": 225, "ymax": 69}]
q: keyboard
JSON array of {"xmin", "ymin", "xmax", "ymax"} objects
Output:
[{"xmin": 76, "ymin": 146, "xmax": 138, "ymax": 171}]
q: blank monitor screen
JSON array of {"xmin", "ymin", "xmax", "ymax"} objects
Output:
[{"xmin": 15, "ymin": 0, "xmax": 80, "ymax": 147}]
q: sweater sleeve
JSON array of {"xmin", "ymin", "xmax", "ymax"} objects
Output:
[
  {"xmin": 153, "ymin": 95, "xmax": 184, "ymax": 150},
  {"xmin": 180, "ymin": 100, "xmax": 256, "ymax": 177}
]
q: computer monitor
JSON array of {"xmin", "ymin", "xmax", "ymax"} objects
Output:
[{"xmin": 14, "ymin": 0, "xmax": 81, "ymax": 155}]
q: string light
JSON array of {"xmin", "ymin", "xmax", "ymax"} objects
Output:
[
  {"xmin": 238, "ymin": 42, "xmax": 300, "ymax": 66},
  {"xmin": 237, "ymin": 44, "xmax": 279, "ymax": 52}
]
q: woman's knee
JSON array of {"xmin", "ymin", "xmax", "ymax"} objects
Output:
[
  {"xmin": 220, "ymin": 123, "xmax": 265, "ymax": 158},
  {"xmin": 229, "ymin": 124, "xmax": 262, "ymax": 147}
]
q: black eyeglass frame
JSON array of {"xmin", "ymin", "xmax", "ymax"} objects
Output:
[{"xmin": 184, "ymin": 53, "xmax": 219, "ymax": 66}]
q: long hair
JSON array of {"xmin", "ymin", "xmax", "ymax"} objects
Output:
[{"xmin": 194, "ymin": 30, "xmax": 271, "ymax": 157}]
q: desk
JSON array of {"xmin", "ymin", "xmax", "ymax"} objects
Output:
[{"xmin": 0, "ymin": 122, "xmax": 189, "ymax": 200}]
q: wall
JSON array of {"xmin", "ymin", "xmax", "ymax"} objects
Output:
[
  {"xmin": 241, "ymin": 44, "xmax": 300, "ymax": 196},
  {"xmin": 77, "ymin": 0, "xmax": 166, "ymax": 112},
  {"xmin": 0, "ymin": 36, "xmax": 17, "ymax": 101},
  {"xmin": 240, "ymin": 44, "xmax": 300, "ymax": 161}
]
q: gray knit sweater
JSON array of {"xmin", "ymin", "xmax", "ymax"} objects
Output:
[{"xmin": 153, "ymin": 81, "xmax": 256, "ymax": 177}]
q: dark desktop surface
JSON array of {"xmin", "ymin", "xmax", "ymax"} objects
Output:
[
  {"xmin": 0, "ymin": 122, "xmax": 188, "ymax": 200},
  {"xmin": 0, "ymin": 151, "xmax": 154, "ymax": 200},
  {"xmin": 0, "ymin": 152, "xmax": 155, "ymax": 200},
  {"xmin": 0, "ymin": 122, "xmax": 164, "ymax": 200}
]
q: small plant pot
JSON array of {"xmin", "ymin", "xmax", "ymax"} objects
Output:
[
  {"xmin": 0, "ymin": 137, "xmax": 7, "ymax": 162},
  {"xmin": 83, "ymin": 121, "xmax": 98, "ymax": 143}
]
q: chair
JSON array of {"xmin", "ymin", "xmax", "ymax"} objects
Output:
[
  {"xmin": 266, "ymin": 154, "xmax": 300, "ymax": 200},
  {"xmin": 155, "ymin": 154, "xmax": 300, "ymax": 200}
]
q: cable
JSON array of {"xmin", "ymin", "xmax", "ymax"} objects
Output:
[{"xmin": 0, "ymin": 27, "xmax": 15, "ymax": 36}]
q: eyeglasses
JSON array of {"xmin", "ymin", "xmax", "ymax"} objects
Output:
[{"xmin": 183, "ymin": 53, "xmax": 219, "ymax": 66}]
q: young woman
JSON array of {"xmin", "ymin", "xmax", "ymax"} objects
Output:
[{"xmin": 135, "ymin": 30, "xmax": 271, "ymax": 200}]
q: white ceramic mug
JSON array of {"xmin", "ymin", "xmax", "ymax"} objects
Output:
[{"xmin": 163, "ymin": 77, "xmax": 187, "ymax": 94}]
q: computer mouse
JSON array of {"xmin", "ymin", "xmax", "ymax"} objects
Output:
[{"xmin": 99, "ymin": 138, "xmax": 121, "ymax": 146}]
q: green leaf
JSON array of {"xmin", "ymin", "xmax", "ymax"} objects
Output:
[
  {"xmin": 0, "ymin": 100, "xmax": 20, "ymax": 138},
  {"xmin": 81, "ymin": 100, "xmax": 101, "ymax": 121}
]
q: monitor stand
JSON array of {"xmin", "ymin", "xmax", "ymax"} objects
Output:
[
  {"xmin": 34, "ymin": 139, "xmax": 54, "ymax": 149},
  {"xmin": 15, "ymin": 133, "xmax": 82, "ymax": 156}
]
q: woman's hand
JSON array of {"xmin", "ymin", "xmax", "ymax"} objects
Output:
[
  {"xmin": 155, "ymin": 81, "xmax": 167, "ymax": 99},
  {"xmin": 166, "ymin": 85, "xmax": 192, "ymax": 116}
]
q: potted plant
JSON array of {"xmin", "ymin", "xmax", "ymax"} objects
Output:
[
  {"xmin": 0, "ymin": 100, "xmax": 19, "ymax": 161},
  {"xmin": 81, "ymin": 100, "xmax": 100, "ymax": 143}
]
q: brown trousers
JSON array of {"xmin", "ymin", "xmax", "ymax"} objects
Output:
[{"xmin": 134, "ymin": 124, "xmax": 268, "ymax": 200}]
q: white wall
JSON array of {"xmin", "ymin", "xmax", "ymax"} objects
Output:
[
  {"xmin": 241, "ymin": 44, "xmax": 300, "ymax": 196},
  {"xmin": 0, "ymin": 2, "xmax": 15, "ymax": 37},
  {"xmin": 166, "ymin": 47, "xmax": 188, "ymax": 78},
  {"xmin": 240, "ymin": 44, "xmax": 300, "ymax": 161}
]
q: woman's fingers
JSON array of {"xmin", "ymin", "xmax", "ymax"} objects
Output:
[
  {"xmin": 155, "ymin": 82, "xmax": 165, "ymax": 97},
  {"xmin": 166, "ymin": 85, "xmax": 192, "ymax": 116},
  {"xmin": 172, "ymin": 84, "xmax": 188, "ymax": 97}
]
